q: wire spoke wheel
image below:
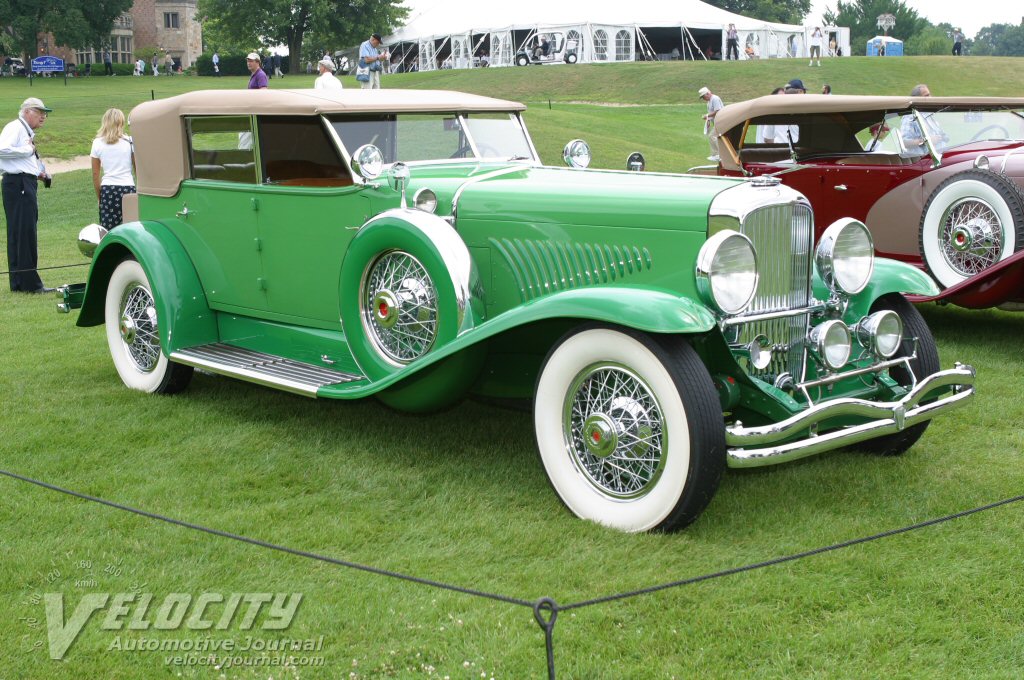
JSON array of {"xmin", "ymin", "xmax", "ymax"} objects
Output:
[
  {"xmin": 118, "ymin": 283, "xmax": 161, "ymax": 372},
  {"xmin": 919, "ymin": 170, "xmax": 1024, "ymax": 288},
  {"xmin": 362, "ymin": 250, "xmax": 438, "ymax": 364},
  {"xmin": 566, "ymin": 364, "xmax": 665, "ymax": 499},
  {"xmin": 940, "ymin": 198, "xmax": 1002, "ymax": 278},
  {"xmin": 104, "ymin": 259, "xmax": 192, "ymax": 394},
  {"xmin": 535, "ymin": 326, "xmax": 725, "ymax": 532}
]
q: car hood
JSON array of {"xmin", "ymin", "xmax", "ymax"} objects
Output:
[{"xmin": 449, "ymin": 165, "xmax": 744, "ymax": 231}]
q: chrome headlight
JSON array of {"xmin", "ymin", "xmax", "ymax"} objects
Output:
[
  {"xmin": 696, "ymin": 230, "xmax": 758, "ymax": 315},
  {"xmin": 563, "ymin": 139, "xmax": 591, "ymax": 169},
  {"xmin": 413, "ymin": 187, "xmax": 438, "ymax": 213},
  {"xmin": 809, "ymin": 319, "xmax": 851, "ymax": 370},
  {"xmin": 855, "ymin": 310, "xmax": 903, "ymax": 358},
  {"xmin": 351, "ymin": 144, "xmax": 384, "ymax": 180},
  {"xmin": 815, "ymin": 218, "xmax": 874, "ymax": 295}
]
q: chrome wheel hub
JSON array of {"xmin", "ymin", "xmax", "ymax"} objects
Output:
[
  {"xmin": 119, "ymin": 284, "xmax": 160, "ymax": 373},
  {"xmin": 941, "ymin": 198, "xmax": 1002, "ymax": 277},
  {"xmin": 362, "ymin": 251, "xmax": 438, "ymax": 364},
  {"xmin": 564, "ymin": 364, "xmax": 665, "ymax": 499}
]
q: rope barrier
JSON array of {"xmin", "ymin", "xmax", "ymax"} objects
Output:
[
  {"xmin": 2, "ymin": 465, "xmax": 1021, "ymax": 679},
  {"xmin": 0, "ymin": 262, "xmax": 89, "ymax": 276}
]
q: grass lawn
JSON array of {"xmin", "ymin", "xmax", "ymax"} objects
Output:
[{"xmin": 2, "ymin": 58, "xmax": 1024, "ymax": 678}]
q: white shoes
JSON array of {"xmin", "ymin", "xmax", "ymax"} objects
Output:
[{"xmin": 707, "ymin": 155, "xmax": 720, "ymax": 162}]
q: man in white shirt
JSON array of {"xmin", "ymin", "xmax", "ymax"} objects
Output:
[
  {"xmin": 314, "ymin": 56, "xmax": 343, "ymax": 91},
  {"xmin": 698, "ymin": 86, "xmax": 724, "ymax": 161},
  {"xmin": 0, "ymin": 97, "xmax": 53, "ymax": 292}
]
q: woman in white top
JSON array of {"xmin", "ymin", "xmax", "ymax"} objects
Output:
[{"xmin": 90, "ymin": 108, "xmax": 135, "ymax": 230}]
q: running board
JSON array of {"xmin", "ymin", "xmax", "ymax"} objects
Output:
[{"xmin": 170, "ymin": 343, "xmax": 362, "ymax": 397}]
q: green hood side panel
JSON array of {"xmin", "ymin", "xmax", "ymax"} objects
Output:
[{"xmin": 76, "ymin": 220, "xmax": 218, "ymax": 353}]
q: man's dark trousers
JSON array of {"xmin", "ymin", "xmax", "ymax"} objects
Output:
[{"xmin": 3, "ymin": 173, "xmax": 43, "ymax": 291}]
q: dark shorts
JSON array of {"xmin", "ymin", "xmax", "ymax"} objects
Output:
[{"xmin": 99, "ymin": 184, "xmax": 136, "ymax": 230}]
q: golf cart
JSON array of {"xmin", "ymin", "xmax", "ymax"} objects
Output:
[{"xmin": 515, "ymin": 32, "xmax": 578, "ymax": 66}]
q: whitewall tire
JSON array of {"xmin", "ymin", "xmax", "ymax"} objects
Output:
[
  {"xmin": 919, "ymin": 170, "xmax": 1024, "ymax": 288},
  {"xmin": 534, "ymin": 326, "xmax": 725, "ymax": 532},
  {"xmin": 104, "ymin": 259, "xmax": 193, "ymax": 394}
]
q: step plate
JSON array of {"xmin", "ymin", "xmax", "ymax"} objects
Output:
[{"xmin": 171, "ymin": 343, "xmax": 362, "ymax": 397}]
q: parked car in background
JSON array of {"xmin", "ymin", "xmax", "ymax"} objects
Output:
[
  {"xmin": 60, "ymin": 90, "xmax": 974, "ymax": 532},
  {"xmin": 707, "ymin": 95, "xmax": 1024, "ymax": 309}
]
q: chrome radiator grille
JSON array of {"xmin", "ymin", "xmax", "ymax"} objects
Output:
[{"xmin": 735, "ymin": 203, "xmax": 814, "ymax": 383}]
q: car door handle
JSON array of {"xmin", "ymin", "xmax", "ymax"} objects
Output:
[
  {"xmin": 833, "ymin": 184, "xmax": 848, "ymax": 191},
  {"xmin": 176, "ymin": 204, "xmax": 193, "ymax": 218}
]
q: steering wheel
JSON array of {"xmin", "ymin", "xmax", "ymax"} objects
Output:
[
  {"xmin": 970, "ymin": 125, "xmax": 1010, "ymax": 142},
  {"xmin": 449, "ymin": 143, "xmax": 501, "ymax": 159}
]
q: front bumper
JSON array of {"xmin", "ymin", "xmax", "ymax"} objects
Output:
[{"xmin": 726, "ymin": 363, "xmax": 975, "ymax": 468}]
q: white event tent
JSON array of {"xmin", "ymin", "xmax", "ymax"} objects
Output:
[{"xmin": 383, "ymin": 0, "xmax": 849, "ymax": 72}]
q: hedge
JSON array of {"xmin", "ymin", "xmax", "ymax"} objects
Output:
[{"xmin": 194, "ymin": 52, "xmax": 290, "ymax": 77}]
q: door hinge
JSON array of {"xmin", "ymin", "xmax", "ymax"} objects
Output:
[{"xmin": 251, "ymin": 198, "xmax": 260, "ymax": 211}]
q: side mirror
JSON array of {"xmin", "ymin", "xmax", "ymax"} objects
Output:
[
  {"xmin": 563, "ymin": 139, "xmax": 591, "ymax": 169},
  {"xmin": 626, "ymin": 151, "xmax": 646, "ymax": 172},
  {"xmin": 351, "ymin": 144, "xmax": 384, "ymax": 180}
]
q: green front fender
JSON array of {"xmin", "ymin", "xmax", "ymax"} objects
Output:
[
  {"xmin": 814, "ymin": 258, "xmax": 940, "ymax": 319},
  {"xmin": 77, "ymin": 220, "xmax": 218, "ymax": 354},
  {"xmin": 489, "ymin": 286, "xmax": 718, "ymax": 334}
]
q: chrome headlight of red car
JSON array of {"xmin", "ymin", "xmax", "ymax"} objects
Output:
[{"xmin": 815, "ymin": 218, "xmax": 874, "ymax": 295}]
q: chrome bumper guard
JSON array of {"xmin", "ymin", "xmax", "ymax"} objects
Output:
[{"xmin": 726, "ymin": 363, "xmax": 975, "ymax": 468}]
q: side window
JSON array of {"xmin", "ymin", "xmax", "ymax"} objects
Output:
[
  {"xmin": 258, "ymin": 115, "xmax": 352, "ymax": 187},
  {"xmin": 187, "ymin": 116, "xmax": 258, "ymax": 183}
]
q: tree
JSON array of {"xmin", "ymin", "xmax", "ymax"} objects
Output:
[
  {"xmin": 196, "ymin": 0, "xmax": 407, "ymax": 73},
  {"xmin": 704, "ymin": 0, "xmax": 812, "ymax": 25},
  {"xmin": 0, "ymin": 0, "xmax": 132, "ymax": 64},
  {"xmin": 822, "ymin": 0, "xmax": 929, "ymax": 55},
  {"xmin": 974, "ymin": 23, "xmax": 1024, "ymax": 57}
]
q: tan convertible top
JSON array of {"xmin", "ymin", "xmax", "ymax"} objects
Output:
[
  {"xmin": 714, "ymin": 94, "xmax": 1024, "ymax": 137},
  {"xmin": 130, "ymin": 89, "xmax": 527, "ymax": 196}
]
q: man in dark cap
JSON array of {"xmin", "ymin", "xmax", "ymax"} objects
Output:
[
  {"xmin": 785, "ymin": 78, "xmax": 806, "ymax": 94},
  {"xmin": 359, "ymin": 33, "xmax": 390, "ymax": 89}
]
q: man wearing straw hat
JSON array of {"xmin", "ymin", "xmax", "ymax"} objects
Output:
[
  {"xmin": 0, "ymin": 97, "xmax": 53, "ymax": 293},
  {"xmin": 314, "ymin": 56, "xmax": 343, "ymax": 91}
]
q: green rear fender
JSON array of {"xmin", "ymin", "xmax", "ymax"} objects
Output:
[{"xmin": 76, "ymin": 220, "xmax": 218, "ymax": 354}]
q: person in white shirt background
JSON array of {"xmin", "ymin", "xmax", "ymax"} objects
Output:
[
  {"xmin": 90, "ymin": 108, "xmax": 136, "ymax": 231},
  {"xmin": 314, "ymin": 56, "xmax": 343, "ymax": 91},
  {"xmin": 0, "ymin": 97, "xmax": 52, "ymax": 293}
]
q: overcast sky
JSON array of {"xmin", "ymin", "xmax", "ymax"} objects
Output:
[{"xmin": 807, "ymin": 1, "xmax": 1022, "ymax": 38}]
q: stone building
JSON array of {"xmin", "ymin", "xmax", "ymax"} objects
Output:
[{"xmin": 59, "ymin": 0, "xmax": 202, "ymax": 71}]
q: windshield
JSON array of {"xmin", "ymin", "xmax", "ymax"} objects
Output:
[
  {"xmin": 867, "ymin": 109, "xmax": 1024, "ymax": 155},
  {"xmin": 328, "ymin": 112, "xmax": 535, "ymax": 164}
]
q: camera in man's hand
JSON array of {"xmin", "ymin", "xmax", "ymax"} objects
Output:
[{"xmin": 42, "ymin": 175, "xmax": 52, "ymax": 189}]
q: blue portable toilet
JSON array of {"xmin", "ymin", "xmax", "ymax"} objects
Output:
[{"xmin": 866, "ymin": 35, "xmax": 903, "ymax": 56}]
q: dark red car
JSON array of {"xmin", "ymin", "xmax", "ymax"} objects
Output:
[{"xmin": 709, "ymin": 95, "xmax": 1024, "ymax": 309}]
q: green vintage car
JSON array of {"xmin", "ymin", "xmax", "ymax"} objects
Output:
[{"xmin": 62, "ymin": 89, "xmax": 975, "ymax": 532}]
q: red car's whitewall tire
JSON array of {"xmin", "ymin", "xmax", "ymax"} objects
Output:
[{"xmin": 919, "ymin": 170, "xmax": 1024, "ymax": 288}]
